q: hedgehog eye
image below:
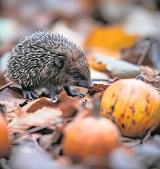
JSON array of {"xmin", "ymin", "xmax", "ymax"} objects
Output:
[{"xmin": 73, "ymin": 72, "xmax": 81, "ymax": 80}]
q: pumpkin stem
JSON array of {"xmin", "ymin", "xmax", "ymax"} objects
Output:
[{"xmin": 92, "ymin": 98, "xmax": 101, "ymax": 118}]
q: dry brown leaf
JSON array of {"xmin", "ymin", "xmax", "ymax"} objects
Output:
[
  {"xmin": 136, "ymin": 74, "xmax": 160, "ymax": 93},
  {"xmin": 151, "ymin": 76, "xmax": 160, "ymax": 88},
  {"xmin": 52, "ymin": 92, "xmax": 89, "ymax": 118},
  {"xmin": 88, "ymin": 83, "xmax": 109, "ymax": 95},
  {"xmin": 22, "ymin": 94, "xmax": 79, "ymax": 118},
  {"xmin": 121, "ymin": 38, "xmax": 154, "ymax": 66},
  {"xmin": 140, "ymin": 66, "xmax": 159, "ymax": 81},
  {"xmin": 22, "ymin": 97, "xmax": 55, "ymax": 113},
  {"xmin": 136, "ymin": 66, "xmax": 160, "ymax": 92},
  {"xmin": 0, "ymin": 86, "xmax": 26, "ymax": 105},
  {"xmin": 22, "ymin": 92, "xmax": 91, "ymax": 119},
  {"xmin": 8, "ymin": 107, "xmax": 62, "ymax": 133},
  {"xmin": 0, "ymin": 101, "xmax": 25, "ymax": 123}
]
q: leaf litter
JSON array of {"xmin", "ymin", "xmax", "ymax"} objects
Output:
[
  {"xmin": 1, "ymin": 3, "xmax": 160, "ymax": 168},
  {"xmin": 0, "ymin": 80, "xmax": 159, "ymax": 169}
]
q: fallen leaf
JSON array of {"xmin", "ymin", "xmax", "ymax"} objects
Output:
[
  {"xmin": 121, "ymin": 38, "xmax": 154, "ymax": 66},
  {"xmin": 93, "ymin": 53, "xmax": 140, "ymax": 78},
  {"xmin": 151, "ymin": 76, "xmax": 160, "ymax": 88},
  {"xmin": 22, "ymin": 92, "xmax": 90, "ymax": 119},
  {"xmin": 8, "ymin": 107, "xmax": 62, "ymax": 133},
  {"xmin": 22, "ymin": 97, "xmax": 55, "ymax": 113},
  {"xmin": 53, "ymin": 92, "xmax": 89, "ymax": 118},
  {"xmin": 136, "ymin": 74, "xmax": 150, "ymax": 83},
  {"xmin": 87, "ymin": 54, "xmax": 106, "ymax": 72},
  {"xmin": 140, "ymin": 66, "xmax": 159, "ymax": 81},
  {"xmin": 0, "ymin": 86, "xmax": 26, "ymax": 106},
  {"xmin": 0, "ymin": 101, "xmax": 25, "ymax": 123},
  {"xmin": 88, "ymin": 83, "xmax": 109, "ymax": 95},
  {"xmin": 136, "ymin": 74, "xmax": 160, "ymax": 93},
  {"xmin": 84, "ymin": 26, "xmax": 139, "ymax": 52}
]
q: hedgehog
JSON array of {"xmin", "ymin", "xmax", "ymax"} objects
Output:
[{"xmin": 5, "ymin": 31, "xmax": 92, "ymax": 100}]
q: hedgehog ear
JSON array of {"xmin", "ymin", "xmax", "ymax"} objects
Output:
[{"xmin": 54, "ymin": 56, "xmax": 65, "ymax": 69}]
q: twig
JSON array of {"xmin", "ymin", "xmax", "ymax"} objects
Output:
[
  {"xmin": 0, "ymin": 82, "xmax": 13, "ymax": 91},
  {"xmin": 12, "ymin": 117, "xmax": 63, "ymax": 141},
  {"xmin": 137, "ymin": 40, "xmax": 152, "ymax": 65},
  {"xmin": 92, "ymin": 78, "xmax": 113, "ymax": 82}
]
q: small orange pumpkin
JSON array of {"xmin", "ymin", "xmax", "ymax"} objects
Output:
[
  {"xmin": 101, "ymin": 79, "xmax": 160, "ymax": 137},
  {"xmin": 0, "ymin": 112, "xmax": 10, "ymax": 157},
  {"xmin": 63, "ymin": 101, "xmax": 121, "ymax": 161}
]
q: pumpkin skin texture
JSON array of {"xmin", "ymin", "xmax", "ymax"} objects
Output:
[
  {"xmin": 0, "ymin": 113, "xmax": 10, "ymax": 157},
  {"xmin": 63, "ymin": 117, "xmax": 121, "ymax": 161},
  {"xmin": 101, "ymin": 79, "xmax": 160, "ymax": 138}
]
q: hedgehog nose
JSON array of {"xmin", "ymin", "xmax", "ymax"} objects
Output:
[
  {"xmin": 87, "ymin": 80, "xmax": 93, "ymax": 88},
  {"xmin": 78, "ymin": 80, "xmax": 93, "ymax": 88}
]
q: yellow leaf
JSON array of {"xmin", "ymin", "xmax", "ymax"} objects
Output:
[{"xmin": 84, "ymin": 26, "xmax": 139, "ymax": 53}]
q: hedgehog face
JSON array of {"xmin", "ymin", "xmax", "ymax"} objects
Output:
[
  {"xmin": 58, "ymin": 70, "xmax": 92, "ymax": 88},
  {"xmin": 71, "ymin": 71, "xmax": 93, "ymax": 88},
  {"xmin": 62, "ymin": 56, "xmax": 93, "ymax": 88}
]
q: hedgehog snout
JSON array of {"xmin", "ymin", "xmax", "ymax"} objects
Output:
[{"xmin": 78, "ymin": 79, "xmax": 93, "ymax": 88}]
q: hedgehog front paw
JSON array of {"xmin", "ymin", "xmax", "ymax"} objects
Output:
[
  {"xmin": 64, "ymin": 86, "xmax": 85, "ymax": 97},
  {"xmin": 50, "ymin": 91, "xmax": 59, "ymax": 100},
  {"xmin": 22, "ymin": 87, "xmax": 38, "ymax": 100},
  {"xmin": 70, "ymin": 92, "xmax": 85, "ymax": 97}
]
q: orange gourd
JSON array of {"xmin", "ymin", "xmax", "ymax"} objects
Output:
[
  {"xmin": 63, "ymin": 101, "xmax": 121, "ymax": 161},
  {"xmin": 0, "ymin": 112, "xmax": 10, "ymax": 157},
  {"xmin": 101, "ymin": 79, "xmax": 160, "ymax": 137}
]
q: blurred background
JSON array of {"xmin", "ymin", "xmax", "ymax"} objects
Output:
[{"xmin": 0, "ymin": 0, "xmax": 160, "ymax": 87}]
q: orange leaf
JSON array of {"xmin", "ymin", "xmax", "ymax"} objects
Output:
[
  {"xmin": 87, "ymin": 54, "xmax": 106, "ymax": 71},
  {"xmin": 84, "ymin": 26, "xmax": 139, "ymax": 52}
]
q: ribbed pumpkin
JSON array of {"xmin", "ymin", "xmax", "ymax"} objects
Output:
[
  {"xmin": 63, "ymin": 100, "xmax": 121, "ymax": 161},
  {"xmin": 101, "ymin": 79, "xmax": 160, "ymax": 138},
  {"xmin": 0, "ymin": 112, "xmax": 10, "ymax": 157}
]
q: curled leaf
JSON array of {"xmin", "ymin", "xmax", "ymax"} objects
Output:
[{"xmin": 93, "ymin": 53, "xmax": 140, "ymax": 78}]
